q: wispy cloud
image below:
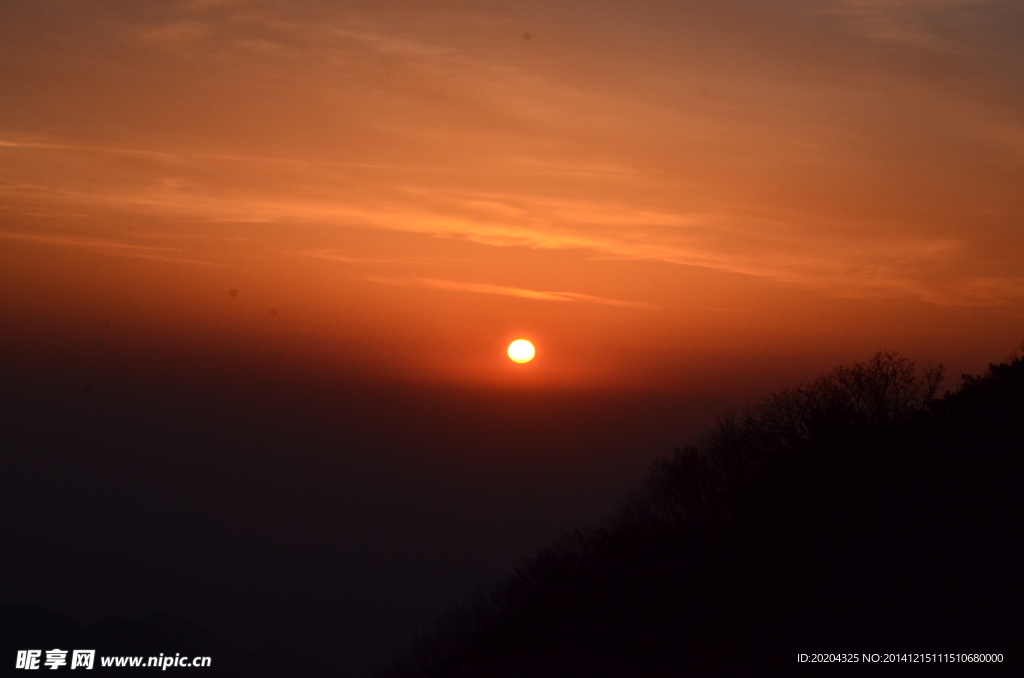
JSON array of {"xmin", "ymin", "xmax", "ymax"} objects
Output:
[
  {"xmin": 298, "ymin": 249, "xmax": 440, "ymax": 265},
  {"xmin": 825, "ymin": 0, "xmax": 993, "ymax": 50},
  {"xmin": 364, "ymin": 276, "xmax": 659, "ymax": 309},
  {"xmin": 1, "ymin": 162, "xmax": 1010, "ymax": 304},
  {"xmin": 0, "ymin": 232, "xmax": 231, "ymax": 267}
]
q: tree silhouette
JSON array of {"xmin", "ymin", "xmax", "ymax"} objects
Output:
[{"xmin": 384, "ymin": 351, "xmax": 1024, "ymax": 677}]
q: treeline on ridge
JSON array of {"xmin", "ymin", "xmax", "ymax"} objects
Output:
[{"xmin": 383, "ymin": 351, "xmax": 1024, "ymax": 677}]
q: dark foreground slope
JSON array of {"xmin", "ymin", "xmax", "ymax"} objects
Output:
[{"xmin": 386, "ymin": 353, "xmax": 1024, "ymax": 677}]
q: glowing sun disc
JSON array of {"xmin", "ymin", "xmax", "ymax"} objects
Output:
[{"xmin": 507, "ymin": 339, "xmax": 536, "ymax": 363}]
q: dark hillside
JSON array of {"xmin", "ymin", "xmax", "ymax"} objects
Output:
[{"xmin": 386, "ymin": 353, "xmax": 1024, "ymax": 677}]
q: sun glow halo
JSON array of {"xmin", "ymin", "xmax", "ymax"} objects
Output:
[{"xmin": 507, "ymin": 339, "xmax": 536, "ymax": 363}]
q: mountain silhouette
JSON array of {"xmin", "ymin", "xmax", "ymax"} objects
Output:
[{"xmin": 384, "ymin": 352, "xmax": 1024, "ymax": 677}]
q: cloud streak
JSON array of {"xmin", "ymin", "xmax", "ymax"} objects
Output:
[
  {"xmin": 0, "ymin": 232, "xmax": 231, "ymax": 267},
  {"xmin": 364, "ymin": 276, "xmax": 659, "ymax": 309},
  {"xmin": 826, "ymin": 0, "xmax": 994, "ymax": 50},
  {"xmin": 0, "ymin": 158, "xmax": 1013, "ymax": 305},
  {"xmin": 298, "ymin": 249, "xmax": 440, "ymax": 266}
]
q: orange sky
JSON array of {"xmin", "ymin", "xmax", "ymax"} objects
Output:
[{"xmin": 2, "ymin": 0, "xmax": 1023, "ymax": 392}]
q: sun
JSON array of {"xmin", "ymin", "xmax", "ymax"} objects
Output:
[{"xmin": 507, "ymin": 339, "xmax": 536, "ymax": 363}]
